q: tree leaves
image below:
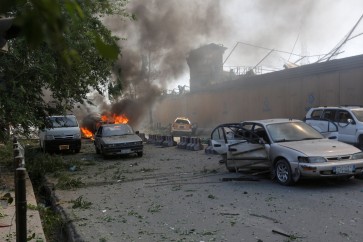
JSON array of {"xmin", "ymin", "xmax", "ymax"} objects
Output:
[{"xmin": 0, "ymin": 0, "xmax": 130, "ymax": 141}]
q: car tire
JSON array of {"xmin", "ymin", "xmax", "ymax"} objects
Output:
[
  {"xmin": 225, "ymin": 160, "xmax": 237, "ymax": 173},
  {"xmin": 358, "ymin": 135, "xmax": 363, "ymax": 150},
  {"xmin": 137, "ymin": 151, "xmax": 143, "ymax": 157},
  {"xmin": 42, "ymin": 141, "xmax": 47, "ymax": 153},
  {"xmin": 74, "ymin": 148, "xmax": 80, "ymax": 153},
  {"xmin": 39, "ymin": 140, "xmax": 43, "ymax": 152},
  {"xmin": 275, "ymin": 159, "xmax": 295, "ymax": 186},
  {"xmin": 95, "ymin": 146, "xmax": 100, "ymax": 154}
]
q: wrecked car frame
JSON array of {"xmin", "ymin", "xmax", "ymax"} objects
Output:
[{"xmin": 212, "ymin": 119, "xmax": 363, "ymax": 185}]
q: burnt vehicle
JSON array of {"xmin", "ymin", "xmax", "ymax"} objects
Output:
[
  {"xmin": 212, "ymin": 119, "xmax": 363, "ymax": 185},
  {"xmin": 94, "ymin": 123, "xmax": 143, "ymax": 159}
]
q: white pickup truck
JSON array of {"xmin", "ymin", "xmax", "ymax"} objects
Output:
[{"xmin": 305, "ymin": 106, "xmax": 363, "ymax": 150}]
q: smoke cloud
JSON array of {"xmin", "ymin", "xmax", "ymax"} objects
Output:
[{"xmin": 77, "ymin": 0, "xmax": 363, "ymax": 131}]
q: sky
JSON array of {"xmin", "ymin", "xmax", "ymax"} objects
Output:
[
  {"xmin": 80, "ymin": 0, "xmax": 363, "ymax": 128},
  {"xmin": 106, "ymin": 0, "xmax": 363, "ymax": 95}
]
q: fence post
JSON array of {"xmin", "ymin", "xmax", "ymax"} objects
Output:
[
  {"xmin": 13, "ymin": 136, "xmax": 27, "ymax": 242},
  {"xmin": 16, "ymin": 167, "xmax": 27, "ymax": 242}
]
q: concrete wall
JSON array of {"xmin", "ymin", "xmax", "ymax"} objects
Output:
[{"xmin": 153, "ymin": 55, "xmax": 363, "ymax": 131}]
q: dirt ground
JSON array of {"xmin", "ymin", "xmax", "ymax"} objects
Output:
[{"xmin": 48, "ymin": 139, "xmax": 363, "ymax": 242}]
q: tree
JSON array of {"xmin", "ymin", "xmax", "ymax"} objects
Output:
[{"xmin": 0, "ymin": 0, "xmax": 131, "ymax": 141}]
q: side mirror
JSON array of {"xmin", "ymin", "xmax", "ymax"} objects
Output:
[{"xmin": 347, "ymin": 119, "xmax": 355, "ymax": 124}]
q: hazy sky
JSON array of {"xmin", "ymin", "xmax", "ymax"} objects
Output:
[{"xmin": 110, "ymin": 0, "xmax": 363, "ymax": 90}]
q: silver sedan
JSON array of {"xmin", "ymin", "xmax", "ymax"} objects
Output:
[{"xmin": 225, "ymin": 119, "xmax": 363, "ymax": 185}]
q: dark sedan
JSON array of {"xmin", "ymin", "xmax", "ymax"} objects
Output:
[{"xmin": 94, "ymin": 124, "xmax": 143, "ymax": 159}]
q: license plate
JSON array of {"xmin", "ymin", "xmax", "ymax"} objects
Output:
[
  {"xmin": 121, "ymin": 149, "xmax": 131, "ymax": 154},
  {"xmin": 59, "ymin": 145, "xmax": 69, "ymax": 150},
  {"xmin": 333, "ymin": 165, "xmax": 355, "ymax": 174}
]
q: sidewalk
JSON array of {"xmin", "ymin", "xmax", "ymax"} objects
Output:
[{"xmin": 0, "ymin": 170, "xmax": 46, "ymax": 242}]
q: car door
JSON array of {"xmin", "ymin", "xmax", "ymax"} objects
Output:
[
  {"xmin": 226, "ymin": 123, "xmax": 269, "ymax": 170},
  {"xmin": 336, "ymin": 110, "xmax": 356, "ymax": 144},
  {"xmin": 210, "ymin": 123, "xmax": 244, "ymax": 155}
]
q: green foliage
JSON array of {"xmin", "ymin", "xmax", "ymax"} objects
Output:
[
  {"xmin": 70, "ymin": 195, "xmax": 92, "ymax": 209},
  {"xmin": 37, "ymin": 206, "xmax": 64, "ymax": 241},
  {"xmin": 56, "ymin": 174, "xmax": 84, "ymax": 190},
  {"xmin": 0, "ymin": 192, "xmax": 13, "ymax": 205},
  {"xmin": 25, "ymin": 148, "xmax": 67, "ymax": 187},
  {"xmin": 0, "ymin": 0, "xmax": 131, "ymax": 142},
  {"xmin": 0, "ymin": 142, "xmax": 13, "ymax": 169}
]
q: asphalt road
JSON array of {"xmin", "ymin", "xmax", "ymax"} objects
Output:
[{"xmin": 49, "ymin": 139, "xmax": 363, "ymax": 242}]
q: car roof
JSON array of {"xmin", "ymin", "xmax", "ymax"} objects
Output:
[
  {"xmin": 243, "ymin": 119, "xmax": 302, "ymax": 125},
  {"xmin": 175, "ymin": 117, "xmax": 189, "ymax": 120},
  {"xmin": 310, "ymin": 106, "xmax": 363, "ymax": 110}
]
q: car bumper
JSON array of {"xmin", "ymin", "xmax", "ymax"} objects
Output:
[
  {"xmin": 171, "ymin": 130, "xmax": 192, "ymax": 136},
  {"xmin": 103, "ymin": 145, "xmax": 143, "ymax": 155},
  {"xmin": 44, "ymin": 139, "xmax": 81, "ymax": 151},
  {"xmin": 299, "ymin": 159, "xmax": 363, "ymax": 177}
]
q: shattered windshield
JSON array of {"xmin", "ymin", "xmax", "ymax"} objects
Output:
[{"xmin": 266, "ymin": 122, "xmax": 323, "ymax": 143}]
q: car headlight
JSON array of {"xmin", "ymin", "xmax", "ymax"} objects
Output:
[
  {"xmin": 74, "ymin": 133, "xmax": 81, "ymax": 139},
  {"xmin": 351, "ymin": 152, "xmax": 363, "ymax": 160},
  {"xmin": 298, "ymin": 156, "xmax": 327, "ymax": 163}
]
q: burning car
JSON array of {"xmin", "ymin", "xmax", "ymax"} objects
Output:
[
  {"xmin": 94, "ymin": 123, "xmax": 143, "ymax": 159},
  {"xmin": 81, "ymin": 113, "xmax": 130, "ymax": 140},
  {"xmin": 214, "ymin": 119, "xmax": 363, "ymax": 185}
]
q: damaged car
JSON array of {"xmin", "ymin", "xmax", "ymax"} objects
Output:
[
  {"xmin": 94, "ymin": 123, "xmax": 143, "ymax": 159},
  {"xmin": 218, "ymin": 119, "xmax": 363, "ymax": 185}
]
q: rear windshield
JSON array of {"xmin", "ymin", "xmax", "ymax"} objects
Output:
[
  {"xmin": 47, "ymin": 116, "xmax": 78, "ymax": 128},
  {"xmin": 175, "ymin": 119, "xmax": 190, "ymax": 124}
]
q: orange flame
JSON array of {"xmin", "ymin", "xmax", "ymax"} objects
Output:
[
  {"xmin": 81, "ymin": 127, "xmax": 94, "ymax": 140},
  {"xmin": 113, "ymin": 114, "xmax": 129, "ymax": 124},
  {"xmin": 100, "ymin": 113, "xmax": 129, "ymax": 124}
]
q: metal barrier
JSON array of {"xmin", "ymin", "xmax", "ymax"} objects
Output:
[{"xmin": 13, "ymin": 137, "xmax": 27, "ymax": 242}]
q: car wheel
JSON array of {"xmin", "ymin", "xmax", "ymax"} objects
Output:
[
  {"xmin": 39, "ymin": 140, "xmax": 43, "ymax": 152},
  {"xmin": 42, "ymin": 141, "xmax": 47, "ymax": 153},
  {"xmin": 275, "ymin": 159, "xmax": 295, "ymax": 186},
  {"xmin": 358, "ymin": 135, "xmax": 363, "ymax": 150},
  {"xmin": 74, "ymin": 148, "xmax": 80, "ymax": 153},
  {"xmin": 225, "ymin": 160, "xmax": 237, "ymax": 173},
  {"xmin": 137, "ymin": 151, "xmax": 143, "ymax": 157},
  {"xmin": 95, "ymin": 146, "xmax": 100, "ymax": 154}
]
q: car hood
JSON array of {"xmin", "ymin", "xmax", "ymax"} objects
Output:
[
  {"xmin": 278, "ymin": 139, "xmax": 360, "ymax": 156},
  {"xmin": 102, "ymin": 135, "xmax": 142, "ymax": 144}
]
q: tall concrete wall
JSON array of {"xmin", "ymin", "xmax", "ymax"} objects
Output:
[{"xmin": 152, "ymin": 55, "xmax": 363, "ymax": 130}]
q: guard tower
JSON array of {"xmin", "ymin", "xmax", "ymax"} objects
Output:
[{"xmin": 187, "ymin": 43, "xmax": 227, "ymax": 92}]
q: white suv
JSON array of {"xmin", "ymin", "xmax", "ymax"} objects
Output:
[{"xmin": 305, "ymin": 106, "xmax": 363, "ymax": 149}]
